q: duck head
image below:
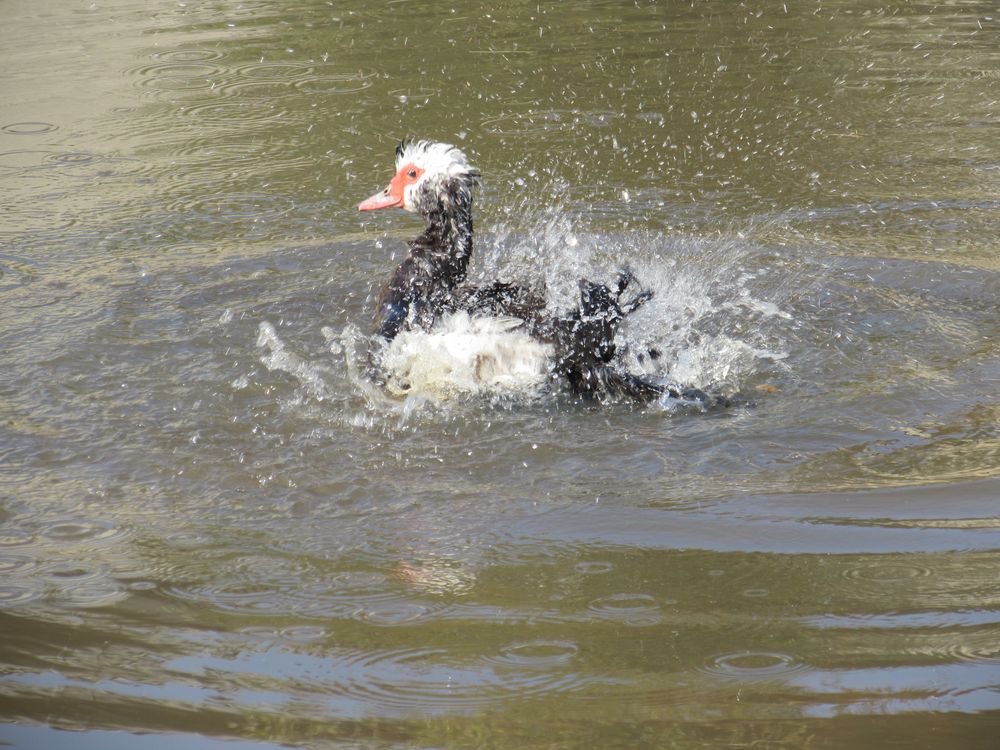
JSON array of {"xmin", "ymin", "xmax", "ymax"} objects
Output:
[{"xmin": 359, "ymin": 139, "xmax": 480, "ymax": 215}]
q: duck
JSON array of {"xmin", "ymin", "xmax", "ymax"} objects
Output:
[{"xmin": 358, "ymin": 138, "xmax": 726, "ymax": 406}]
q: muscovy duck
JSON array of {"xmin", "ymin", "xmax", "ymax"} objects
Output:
[{"xmin": 358, "ymin": 139, "xmax": 725, "ymax": 405}]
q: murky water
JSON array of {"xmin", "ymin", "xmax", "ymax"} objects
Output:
[{"xmin": 3, "ymin": 1, "xmax": 1000, "ymax": 747}]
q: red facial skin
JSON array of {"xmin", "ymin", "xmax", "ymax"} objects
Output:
[{"xmin": 358, "ymin": 164, "xmax": 425, "ymax": 211}]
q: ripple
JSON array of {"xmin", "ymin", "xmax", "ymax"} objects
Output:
[
  {"xmin": 0, "ymin": 554, "xmax": 37, "ymax": 575},
  {"xmin": 327, "ymin": 645, "xmax": 593, "ymax": 712},
  {"xmin": 238, "ymin": 62, "xmax": 314, "ymax": 80},
  {"xmin": 293, "ymin": 73, "xmax": 376, "ymax": 95},
  {"xmin": 162, "ymin": 553, "xmax": 315, "ymax": 614},
  {"xmin": 153, "ymin": 48, "xmax": 225, "ymax": 63},
  {"xmin": 173, "ymin": 139, "xmax": 268, "ymax": 159},
  {"xmin": 802, "ymin": 610, "xmax": 1000, "ymax": 631},
  {"xmin": 210, "ymin": 63, "xmax": 318, "ymax": 98},
  {"xmin": 180, "ymin": 100, "xmax": 291, "ymax": 127},
  {"xmin": 278, "ymin": 625, "xmax": 327, "ymax": 643},
  {"xmin": 42, "ymin": 519, "xmax": 120, "ymax": 543},
  {"xmin": 181, "ymin": 191, "xmax": 294, "ymax": 221},
  {"xmin": 574, "ymin": 561, "xmax": 614, "ymax": 575},
  {"xmin": 60, "ymin": 581, "xmax": 129, "ymax": 609},
  {"xmin": 800, "ymin": 610, "xmax": 1000, "ymax": 665},
  {"xmin": 30, "ymin": 556, "xmax": 127, "ymax": 610},
  {"xmin": 40, "ymin": 151, "xmax": 148, "ymax": 180},
  {"xmin": 332, "ymin": 647, "xmax": 490, "ymax": 710},
  {"xmin": 491, "ymin": 640, "xmax": 579, "ymax": 668},
  {"xmin": 129, "ymin": 61, "xmax": 225, "ymax": 92},
  {"xmin": 891, "ymin": 632, "xmax": 1000, "ymax": 665},
  {"xmin": 945, "ymin": 638, "xmax": 1000, "ymax": 665},
  {"xmin": 46, "ymin": 151, "xmax": 97, "ymax": 166},
  {"xmin": 0, "ymin": 585, "xmax": 44, "ymax": 608},
  {"xmin": 0, "ymin": 254, "xmax": 39, "ymax": 291},
  {"xmin": 161, "ymin": 557, "xmax": 394, "ymax": 618},
  {"xmin": 843, "ymin": 560, "xmax": 933, "ymax": 582},
  {"xmin": 699, "ymin": 651, "xmax": 807, "ymax": 681},
  {"xmin": 587, "ymin": 593, "xmax": 662, "ymax": 626},
  {"xmin": 0, "ymin": 149, "xmax": 55, "ymax": 171},
  {"xmin": 161, "ymin": 529, "xmax": 215, "ymax": 549},
  {"xmin": 166, "ymin": 581, "xmax": 285, "ymax": 614},
  {"xmin": 2, "ymin": 121, "xmax": 58, "ymax": 135},
  {"xmin": 39, "ymin": 562, "xmax": 106, "ymax": 585},
  {"xmin": 0, "ymin": 529, "xmax": 36, "ymax": 547},
  {"xmin": 354, "ymin": 598, "xmax": 445, "ymax": 625}
]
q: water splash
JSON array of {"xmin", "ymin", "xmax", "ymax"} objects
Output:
[{"xmin": 259, "ymin": 218, "xmax": 793, "ymax": 415}]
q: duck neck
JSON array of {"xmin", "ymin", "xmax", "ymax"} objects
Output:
[
  {"xmin": 414, "ymin": 184, "xmax": 474, "ymax": 287},
  {"xmin": 375, "ymin": 182, "xmax": 474, "ymax": 340}
]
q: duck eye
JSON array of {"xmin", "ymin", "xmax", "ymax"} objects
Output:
[{"xmin": 407, "ymin": 169, "xmax": 417, "ymax": 178}]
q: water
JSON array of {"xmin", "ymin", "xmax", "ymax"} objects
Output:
[{"xmin": 3, "ymin": 1, "xmax": 1000, "ymax": 747}]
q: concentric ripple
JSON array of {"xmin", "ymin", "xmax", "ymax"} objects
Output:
[
  {"xmin": 1, "ymin": 121, "xmax": 58, "ymax": 135},
  {"xmin": 129, "ymin": 61, "xmax": 225, "ymax": 92},
  {"xmin": 238, "ymin": 62, "xmax": 314, "ymax": 80},
  {"xmin": 0, "ymin": 529, "xmax": 37, "ymax": 547},
  {"xmin": 490, "ymin": 640, "xmax": 579, "ymax": 668},
  {"xmin": 40, "ymin": 562, "xmax": 106, "ymax": 584},
  {"xmin": 574, "ymin": 561, "xmax": 614, "ymax": 575},
  {"xmin": 162, "ymin": 553, "xmax": 312, "ymax": 615},
  {"xmin": 0, "ymin": 554, "xmax": 37, "ymax": 575},
  {"xmin": 0, "ymin": 586, "xmax": 44, "ymax": 608},
  {"xmin": 277, "ymin": 625, "xmax": 327, "ymax": 643},
  {"xmin": 43, "ymin": 151, "xmax": 147, "ymax": 179},
  {"xmin": 0, "ymin": 149, "xmax": 57, "ymax": 172},
  {"xmin": 698, "ymin": 651, "xmax": 808, "ymax": 681},
  {"xmin": 45, "ymin": 151, "xmax": 97, "ymax": 166},
  {"xmin": 354, "ymin": 596, "xmax": 450, "ymax": 626},
  {"xmin": 308, "ymin": 645, "xmax": 599, "ymax": 713},
  {"xmin": 587, "ymin": 593, "xmax": 662, "ymax": 626},
  {"xmin": 212, "ymin": 63, "xmax": 316, "ymax": 98},
  {"xmin": 161, "ymin": 555, "xmax": 411, "ymax": 619},
  {"xmin": 180, "ymin": 100, "xmax": 291, "ymax": 127},
  {"xmin": 42, "ymin": 518, "xmax": 122, "ymax": 544},
  {"xmin": 842, "ymin": 560, "xmax": 933, "ymax": 583},
  {"xmin": 152, "ymin": 48, "xmax": 225, "ymax": 63}
]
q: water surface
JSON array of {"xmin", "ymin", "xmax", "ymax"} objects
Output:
[{"xmin": 3, "ymin": 1, "xmax": 1000, "ymax": 748}]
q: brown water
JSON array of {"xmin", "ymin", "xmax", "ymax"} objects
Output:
[{"xmin": 3, "ymin": 1, "xmax": 1000, "ymax": 747}]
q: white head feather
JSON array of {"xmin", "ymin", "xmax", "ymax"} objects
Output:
[{"xmin": 394, "ymin": 140, "xmax": 480, "ymax": 213}]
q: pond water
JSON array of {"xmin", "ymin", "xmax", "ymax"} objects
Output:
[{"xmin": 2, "ymin": 0, "xmax": 1000, "ymax": 747}]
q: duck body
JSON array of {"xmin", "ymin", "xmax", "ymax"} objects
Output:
[{"xmin": 358, "ymin": 139, "xmax": 725, "ymax": 405}]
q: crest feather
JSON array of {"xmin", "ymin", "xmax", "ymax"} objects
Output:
[{"xmin": 394, "ymin": 139, "xmax": 480, "ymax": 185}]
